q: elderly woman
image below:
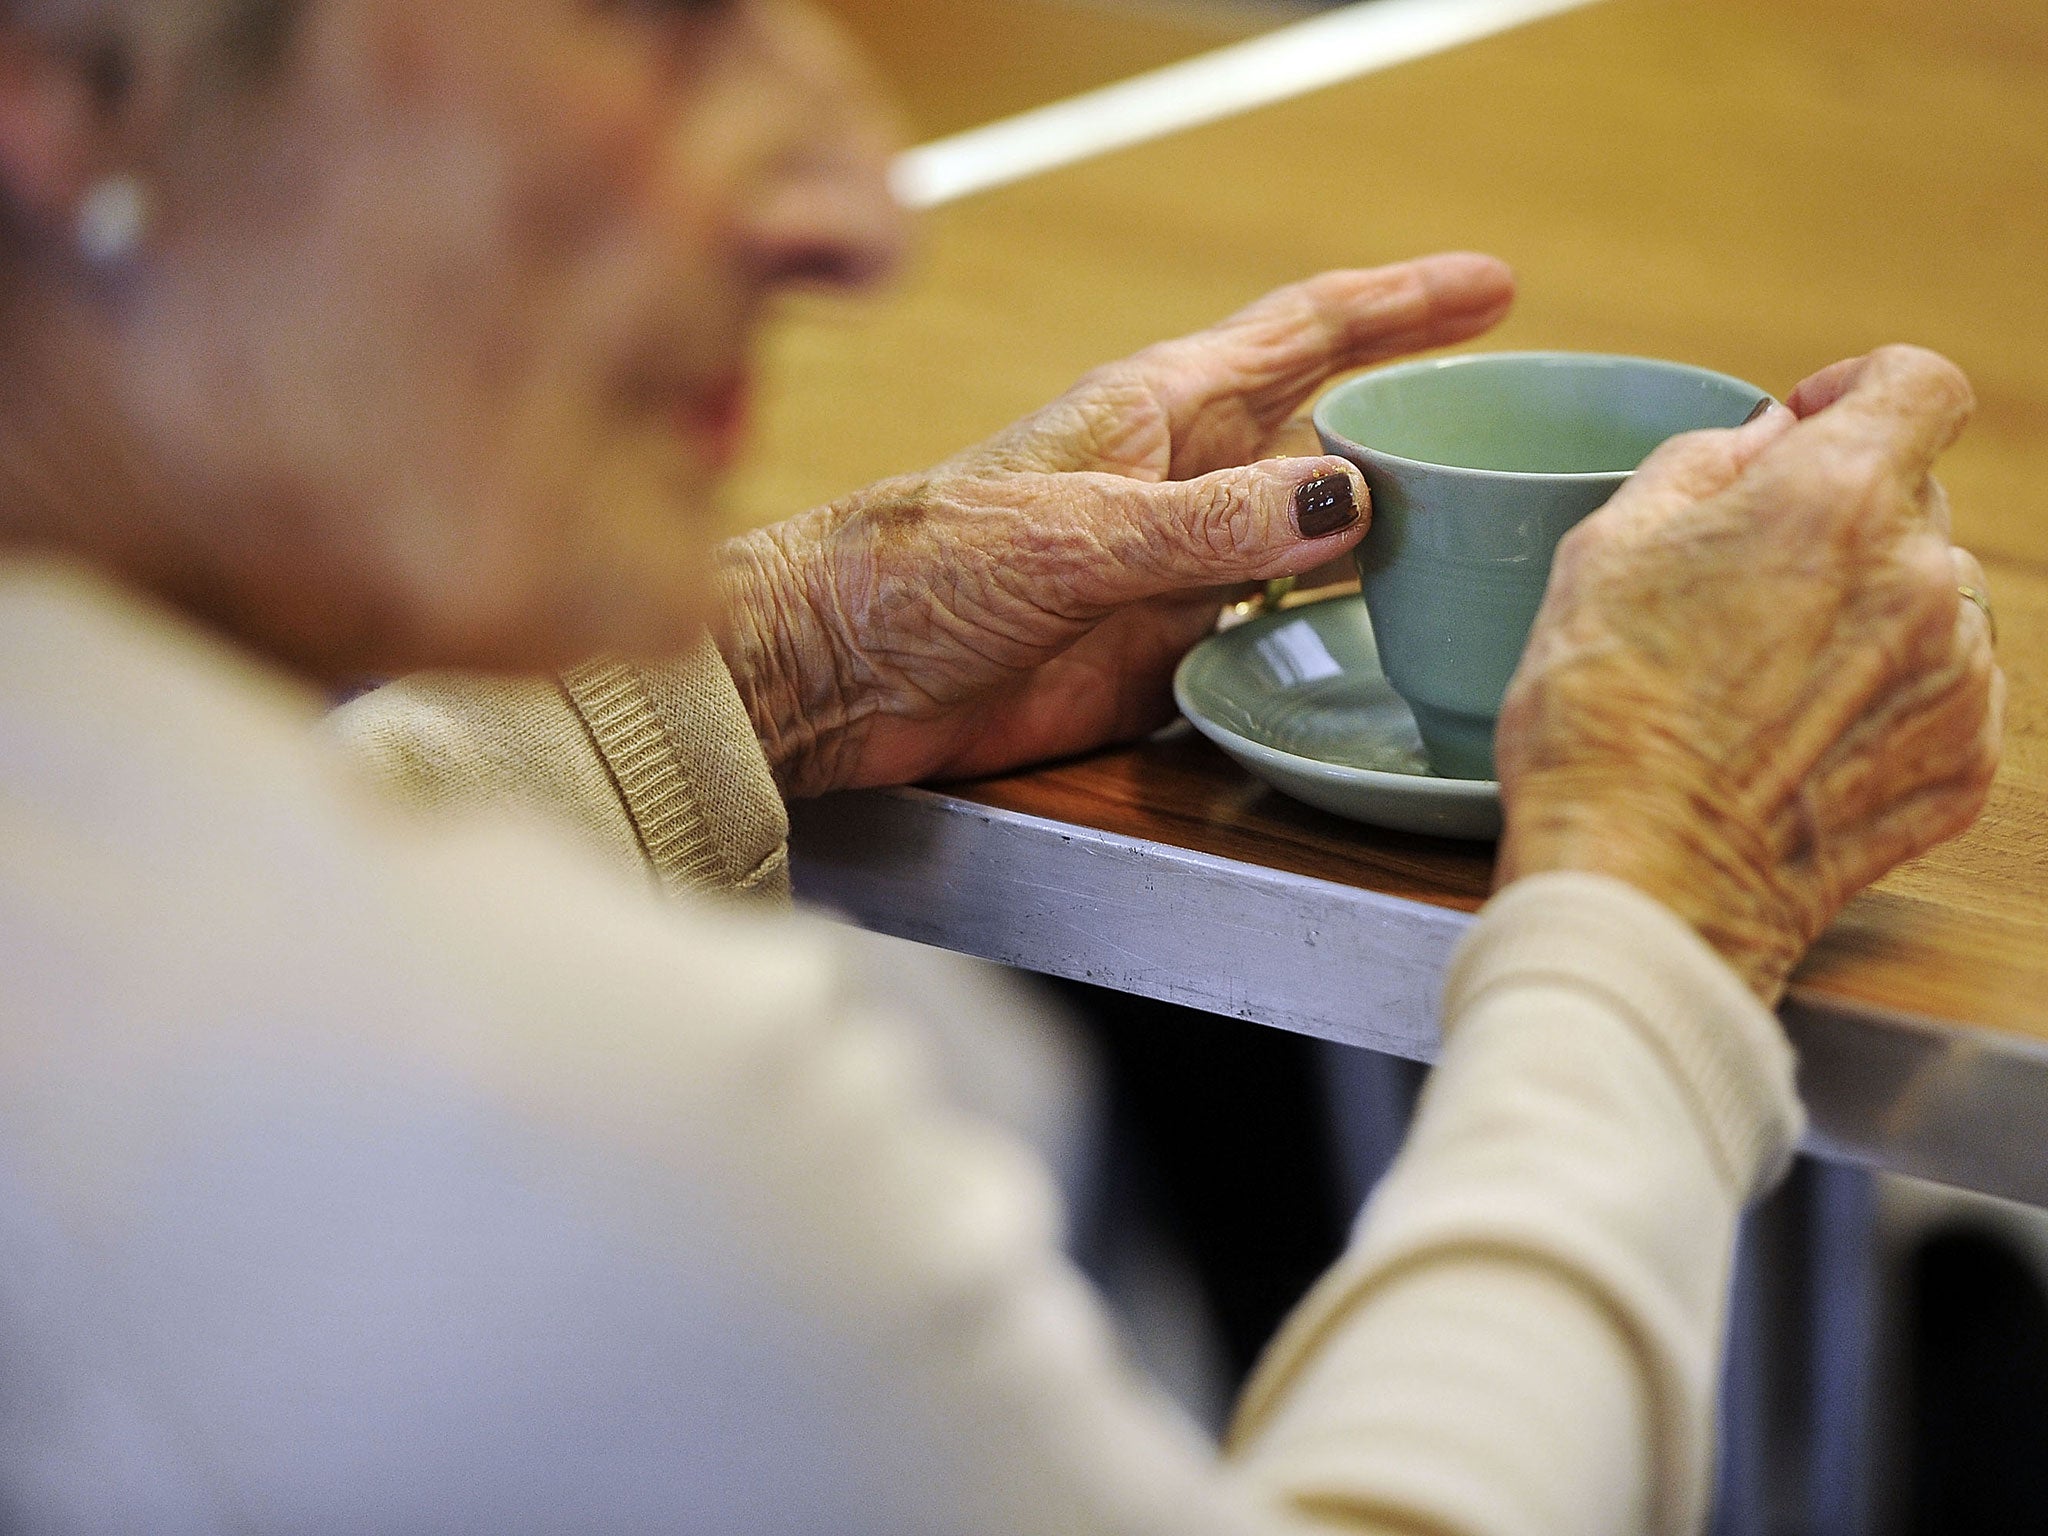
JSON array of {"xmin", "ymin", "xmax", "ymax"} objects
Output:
[{"xmin": 0, "ymin": 0, "xmax": 2001, "ymax": 1532}]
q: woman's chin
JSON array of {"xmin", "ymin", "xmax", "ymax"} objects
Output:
[
  {"xmin": 412, "ymin": 539, "xmax": 717, "ymax": 676},
  {"xmin": 177, "ymin": 471, "xmax": 726, "ymax": 681}
]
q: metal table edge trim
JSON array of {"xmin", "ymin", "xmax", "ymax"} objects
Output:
[{"xmin": 791, "ymin": 785, "xmax": 2048, "ymax": 1205}]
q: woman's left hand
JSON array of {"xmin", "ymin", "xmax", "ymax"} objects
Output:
[{"xmin": 716, "ymin": 254, "xmax": 1514, "ymax": 795}]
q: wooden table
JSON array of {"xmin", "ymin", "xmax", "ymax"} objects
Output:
[{"xmin": 753, "ymin": 0, "xmax": 2048, "ymax": 1203}]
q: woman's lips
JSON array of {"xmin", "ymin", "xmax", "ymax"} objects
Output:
[{"xmin": 670, "ymin": 373, "xmax": 751, "ymax": 472}]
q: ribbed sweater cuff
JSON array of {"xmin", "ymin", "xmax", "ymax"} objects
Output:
[{"xmin": 1445, "ymin": 872, "xmax": 1805, "ymax": 1197}]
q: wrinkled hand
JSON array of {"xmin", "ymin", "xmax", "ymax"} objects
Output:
[
  {"xmin": 717, "ymin": 254, "xmax": 1515, "ymax": 796},
  {"xmin": 1495, "ymin": 346, "xmax": 2003, "ymax": 1001}
]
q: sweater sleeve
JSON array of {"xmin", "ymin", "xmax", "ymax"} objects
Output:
[
  {"xmin": 352, "ymin": 855, "xmax": 1797, "ymax": 1536},
  {"xmin": 322, "ymin": 637, "xmax": 790, "ymax": 903},
  {"xmin": 1225, "ymin": 872, "xmax": 1804, "ymax": 1535},
  {"xmin": 31, "ymin": 770, "xmax": 1802, "ymax": 1535}
]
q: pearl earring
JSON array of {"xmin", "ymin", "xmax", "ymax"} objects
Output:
[{"xmin": 75, "ymin": 175, "xmax": 151, "ymax": 268}]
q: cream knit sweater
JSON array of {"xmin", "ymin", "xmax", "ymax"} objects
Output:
[{"xmin": 0, "ymin": 554, "xmax": 1803, "ymax": 1535}]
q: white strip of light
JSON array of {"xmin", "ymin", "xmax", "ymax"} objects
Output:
[{"xmin": 892, "ymin": 0, "xmax": 1602, "ymax": 208}]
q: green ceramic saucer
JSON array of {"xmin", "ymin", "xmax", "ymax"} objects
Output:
[{"xmin": 1174, "ymin": 594, "xmax": 1502, "ymax": 841}]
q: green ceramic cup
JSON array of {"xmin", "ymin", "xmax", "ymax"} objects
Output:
[{"xmin": 1314, "ymin": 351, "xmax": 1770, "ymax": 780}]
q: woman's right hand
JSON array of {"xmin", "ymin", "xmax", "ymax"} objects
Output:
[{"xmin": 1494, "ymin": 345, "xmax": 2003, "ymax": 1002}]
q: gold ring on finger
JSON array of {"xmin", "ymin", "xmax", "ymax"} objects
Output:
[{"xmin": 1958, "ymin": 584, "xmax": 1997, "ymax": 646}]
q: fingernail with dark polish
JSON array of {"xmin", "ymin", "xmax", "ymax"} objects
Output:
[
  {"xmin": 1294, "ymin": 473, "xmax": 1359, "ymax": 539},
  {"xmin": 1742, "ymin": 395, "xmax": 1775, "ymax": 424}
]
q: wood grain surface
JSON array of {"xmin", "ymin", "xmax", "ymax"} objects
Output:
[{"xmin": 740, "ymin": 0, "xmax": 2048, "ymax": 1035}]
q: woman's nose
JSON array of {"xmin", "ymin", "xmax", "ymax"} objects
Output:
[
  {"xmin": 744, "ymin": 130, "xmax": 908, "ymax": 292},
  {"xmin": 741, "ymin": 0, "xmax": 911, "ymax": 293}
]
